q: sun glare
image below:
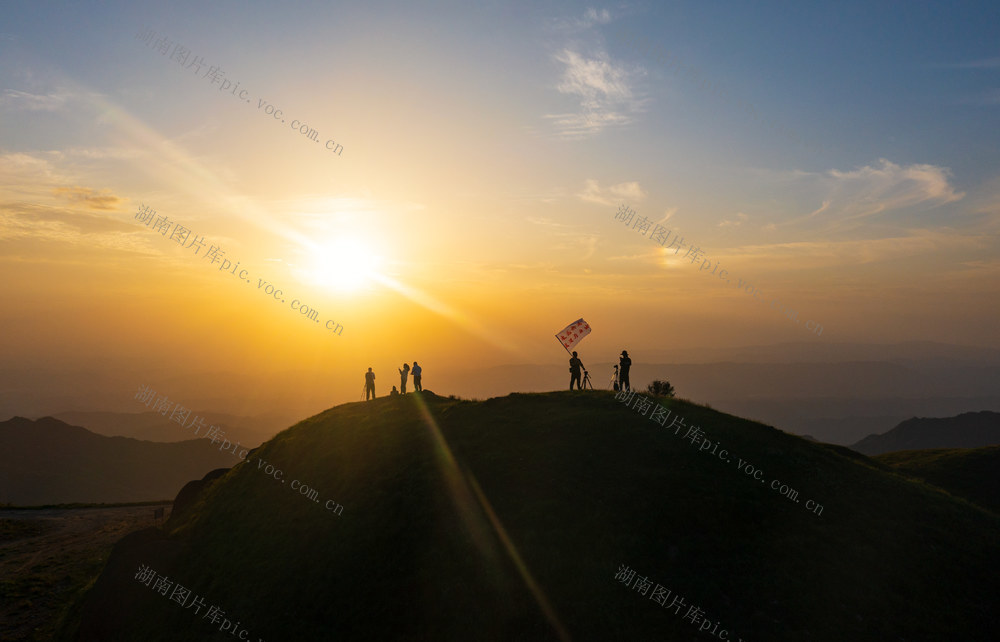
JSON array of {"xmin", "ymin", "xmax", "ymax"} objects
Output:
[{"xmin": 306, "ymin": 237, "xmax": 382, "ymax": 293}]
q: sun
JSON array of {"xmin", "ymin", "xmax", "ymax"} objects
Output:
[{"xmin": 305, "ymin": 236, "xmax": 382, "ymax": 293}]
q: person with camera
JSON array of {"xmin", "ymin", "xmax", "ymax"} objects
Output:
[{"xmin": 619, "ymin": 350, "xmax": 632, "ymax": 392}]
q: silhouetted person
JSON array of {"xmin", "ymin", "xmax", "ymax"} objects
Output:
[
  {"xmin": 412, "ymin": 361, "xmax": 422, "ymax": 391},
  {"xmin": 619, "ymin": 350, "xmax": 632, "ymax": 392},
  {"xmin": 390, "ymin": 385, "xmax": 399, "ymax": 396},
  {"xmin": 399, "ymin": 362, "xmax": 410, "ymax": 394},
  {"xmin": 364, "ymin": 367, "xmax": 376, "ymax": 400},
  {"xmin": 569, "ymin": 351, "xmax": 585, "ymax": 390}
]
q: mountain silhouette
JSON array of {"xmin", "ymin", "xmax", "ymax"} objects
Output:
[
  {"xmin": 64, "ymin": 392, "xmax": 999, "ymax": 640},
  {"xmin": 0, "ymin": 417, "xmax": 237, "ymax": 504},
  {"xmin": 850, "ymin": 411, "xmax": 1000, "ymax": 455},
  {"xmin": 49, "ymin": 410, "xmax": 275, "ymax": 445}
]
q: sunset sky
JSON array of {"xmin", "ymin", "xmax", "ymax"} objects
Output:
[{"xmin": 2, "ymin": 1, "xmax": 999, "ymax": 417}]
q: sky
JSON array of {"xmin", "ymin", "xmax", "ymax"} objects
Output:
[{"xmin": 1, "ymin": 1, "xmax": 999, "ymax": 417}]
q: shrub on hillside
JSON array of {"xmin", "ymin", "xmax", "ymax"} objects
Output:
[{"xmin": 646, "ymin": 380, "xmax": 676, "ymax": 398}]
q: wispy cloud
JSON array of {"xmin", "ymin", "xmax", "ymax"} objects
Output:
[
  {"xmin": 549, "ymin": 232, "xmax": 600, "ymax": 260},
  {"xmin": 827, "ymin": 158, "xmax": 963, "ymax": 207},
  {"xmin": 0, "ymin": 88, "xmax": 75, "ymax": 111},
  {"xmin": 0, "ymin": 200, "xmax": 145, "ymax": 259},
  {"xmin": 552, "ymin": 7, "xmax": 613, "ymax": 32},
  {"xmin": 722, "ymin": 229, "xmax": 989, "ymax": 270},
  {"xmin": 525, "ymin": 216, "xmax": 571, "ymax": 229},
  {"xmin": 546, "ymin": 49, "xmax": 645, "ymax": 138},
  {"xmin": 63, "ymin": 146, "xmax": 147, "ymax": 161},
  {"xmin": 53, "ymin": 186, "xmax": 124, "ymax": 211},
  {"xmin": 718, "ymin": 212, "xmax": 748, "ymax": 228},
  {"xmin": 773, "ymin": 159, "xmax": 965, "ymax": 232},
  {"xmin": 578, "ymin": 179, "xmax": 646, "ymax": 205},
  {"xmin": 0, "ymin": 152, "xmax": 72, "ymax": 201},
  {"xmin": 580, "ymin": 8, "xmax": 611, "ymax": 28},
  {"xmin": 523, "ymin": 214, "xmax": 600, "ymax": 260},
  {"xmin": 0, "ymin": 152, "xmax": 137, "ymax": 250}
]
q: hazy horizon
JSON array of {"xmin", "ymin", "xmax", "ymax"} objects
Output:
[{"xmin": 5, "ymin": 338, "xmax": 1000, "ymax": 449}]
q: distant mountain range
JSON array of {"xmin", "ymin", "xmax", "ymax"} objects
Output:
[
  {"xmin": 850, "ymin": 411, "xmax": 1000, "ymax": 455},
  {"xmin": 49, "ymin": 410, "xmax": 275, "ymax": 446},
  {"xmin": 0, "ymin": 417, "xmax": 237, "ymax": 504}
]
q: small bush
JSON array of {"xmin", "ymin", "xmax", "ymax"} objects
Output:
[{"xmin": 646, "ymin": 380, "xmax": 676, "ymax": 398}]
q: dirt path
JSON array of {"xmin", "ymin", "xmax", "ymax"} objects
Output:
[{"xmin": 0, "ymin": 505, "xmax": 170, "ymax": 641}]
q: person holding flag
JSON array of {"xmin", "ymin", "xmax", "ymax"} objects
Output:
[
  {"xmin": 568, "ymin": 351, "xmax": 586, "ymax": 390},
  {"xmin": 555, "ymin": 318, "xmax": 592, "ymax": 390}
]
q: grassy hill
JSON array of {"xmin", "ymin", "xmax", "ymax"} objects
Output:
[
  {"xmin": 64, "ymin": 392, "xmax": 1000, "ymax": 641},
  {"xmin": 876, "ymin": 446, "xmax": 1000, "ymax": 515}
]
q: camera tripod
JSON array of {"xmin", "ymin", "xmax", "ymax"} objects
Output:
[
  {"xmin": 610, "ymin": 365, "xmax": 619, "ymax": 390},
  {"xmin": 581, "ymin": 369, "xmax": 594, "ymax": 390}
]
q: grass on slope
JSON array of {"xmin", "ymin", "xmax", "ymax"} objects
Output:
[
  {"xmin": 66, "ymin": 391, "xmax": 1000, "ymax": 641},
  {"xmin": 876, "ymin": 445, "xmax": 1000, "ymax": 515}
]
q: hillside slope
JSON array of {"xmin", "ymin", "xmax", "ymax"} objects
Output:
[
  {"xmin": 876, "ymin": 446, "xmax": 1000, "ymax": 514},
  {"xmin": 851, "ymin": 410, "xmax": 1000, "ymax": 455},
  {"xmin": 0, "ymin": 417, "xmax": 237, "ymax": 504},
  {"xmin": 66, "ymin": 392, "xmax": 1000, "ymax": 641}
]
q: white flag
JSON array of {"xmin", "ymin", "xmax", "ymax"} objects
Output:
[{"xmin": 555, "ymin": 318, "xmax": 592, "ymax": 352}]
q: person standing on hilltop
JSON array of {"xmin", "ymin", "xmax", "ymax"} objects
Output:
[
  {"xmin": 364, "ymin": 367, "xmax": 376, "ymax": 400},
  {"xmin": 399, "ymin": 362, "xmax": 410, "ymax": 394},
  {"xmin": 412, "ymin": 361, "xmax": 422, "ymax": 391},
  {"xmin": 569, "ymin": 351, "xmax": 586, "ymax": 390},
  {"xmin": 619, "ymin": 350, "xmax": 632, "ymax": 392}
]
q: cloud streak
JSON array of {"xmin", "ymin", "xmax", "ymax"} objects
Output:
[
  {"xmin": 578, "ymin": 179, "xmax": 646, "ymax": 206},
  {"xmin": 718, "ymin": 212, "xmax": 748, "ymax": 228},
  {"xmin": 0, "ymin": 88, "xmax": 75, "ymax": 111},
  {"xmin": 53, "ymin": 186, "xmax": 124, "ymax": 211}
]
